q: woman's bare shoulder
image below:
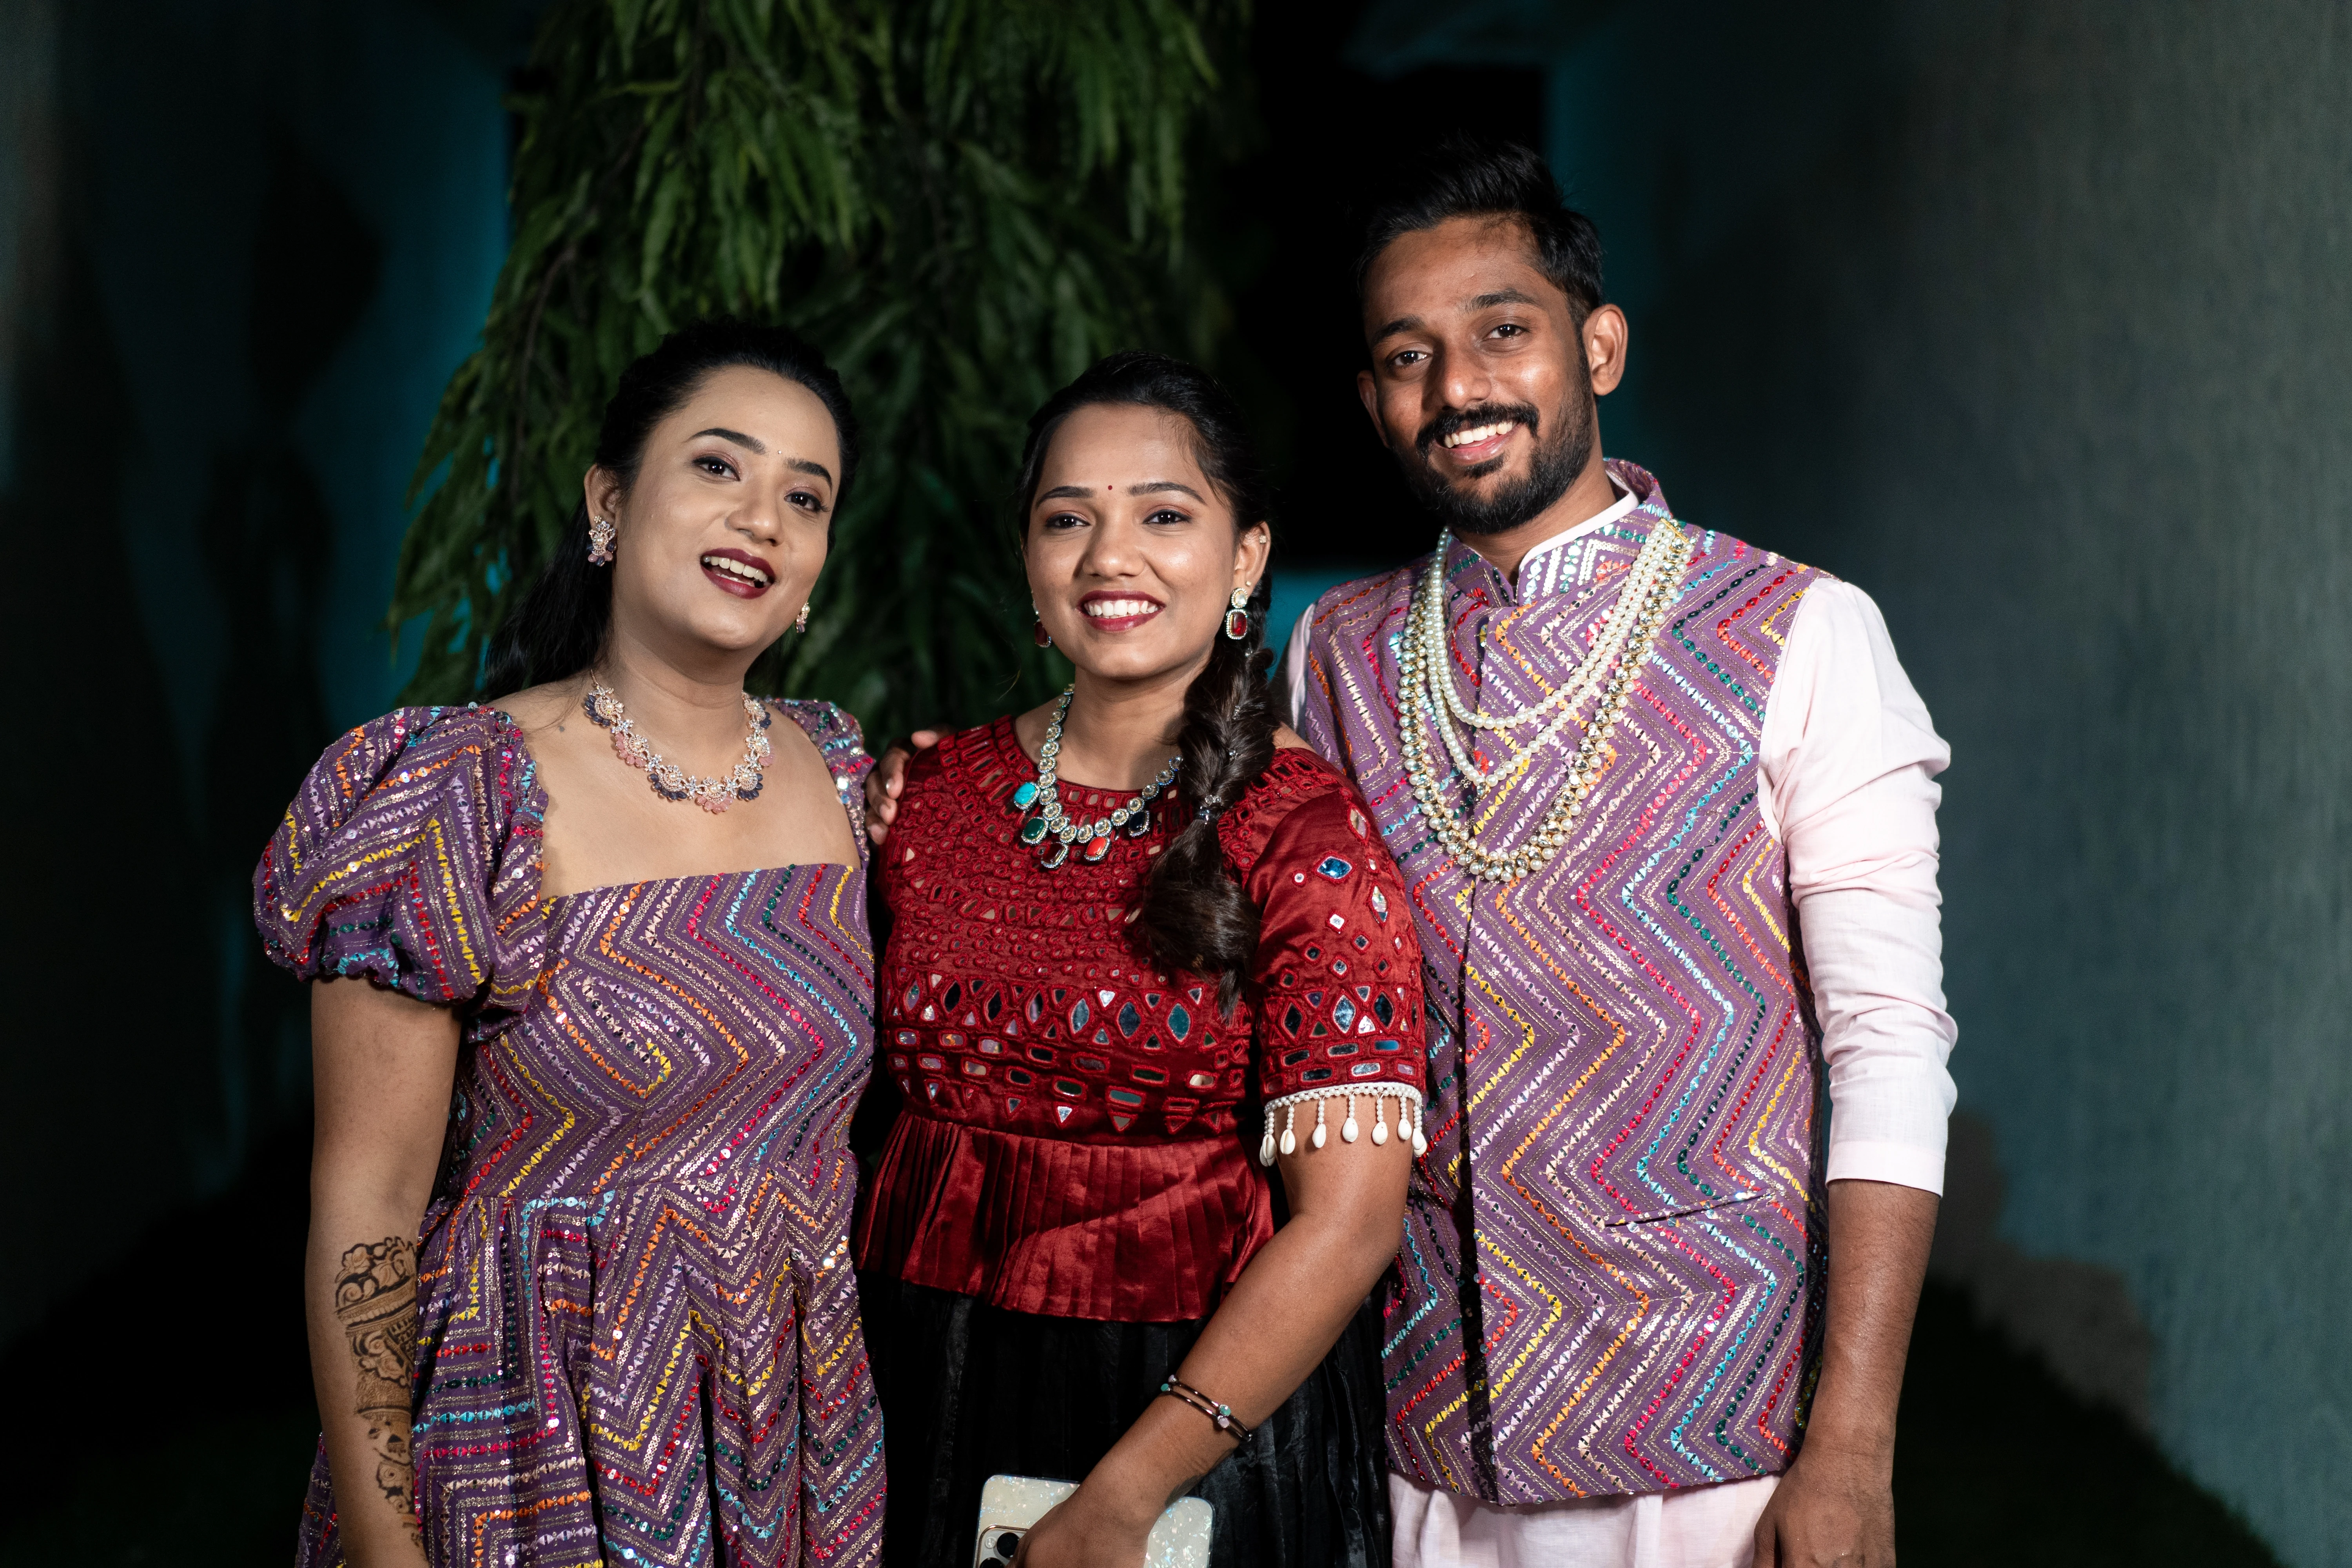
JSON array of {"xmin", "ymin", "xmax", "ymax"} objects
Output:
[{"xmin": 485, "ymin": 679, "xmax": 581, "ymax": 737}]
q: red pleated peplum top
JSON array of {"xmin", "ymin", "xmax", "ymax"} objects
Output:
[{"xmin": 852, "ymin": 717, "xmax": 1428, "ymax": 1321}]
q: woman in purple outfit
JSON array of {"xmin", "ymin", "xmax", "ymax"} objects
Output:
[{"xmin": 254, "ymin": 319, "xmax": 885, "ymax": 1567}]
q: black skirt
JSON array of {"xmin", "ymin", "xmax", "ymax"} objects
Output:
[{"xmin": 860, "ymin": 1273, "xmax": 1393, "ymax": 1568}]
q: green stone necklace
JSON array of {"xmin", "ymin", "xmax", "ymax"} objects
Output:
[{"xmin": 1012, "ymin": 686, "xmax": 1182, "ymax": 869}]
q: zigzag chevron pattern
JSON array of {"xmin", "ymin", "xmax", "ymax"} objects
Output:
[
  {"xmin": 1295, "ymin": 463, "xmax": 1827, "ymax": 1504},
  {"xmin": 260, "ymin": 701, "xmax": 884, "ymax": 1565}
]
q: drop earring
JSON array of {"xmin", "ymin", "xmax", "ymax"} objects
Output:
[
  {"xmin": 587, "ymin": 514, "xmax": 616, "ymax": 565},
  {"xmin": 1223, "ymin": 584, "xmax": 1252, "ymax": 641},
  {"xmin": 794, "ymin": 600, "xmax": 811, "ymax": 634},
  {"xmin": 1032, "ymin": 605, "xmax": 1053, "ymax": 649}
]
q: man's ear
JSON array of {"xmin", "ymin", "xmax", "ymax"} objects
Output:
[
  {"xmin": 1356, "ymin": 368, "xmax": 1388, "ymax": 448},
  {"xmin": 1582, "ymin": 304, "xmax": 1630, "ymax": 397}
]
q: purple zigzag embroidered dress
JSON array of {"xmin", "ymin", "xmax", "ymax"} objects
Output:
[
  {"xmin": 256, "ymin": 700, "xmax": 885, "ymax": 1566},
  {"xmin": 1294, "ymin": 461, "xmax": 1826, "ymax": 1504}
]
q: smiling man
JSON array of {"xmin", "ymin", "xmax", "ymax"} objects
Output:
[{"xmin": 1280, "ymin": 137, "xmax": 1956, "ymax": 1568}]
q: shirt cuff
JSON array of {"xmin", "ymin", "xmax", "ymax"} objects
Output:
[{"xmin": 1824, "ymin": 1136, "xmax": 1946, "ymax": 1195}]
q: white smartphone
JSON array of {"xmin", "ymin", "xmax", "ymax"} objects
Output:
[{"xmin": 973, "ymin": 1474, "xmax": 1213, "ymax": 1568}]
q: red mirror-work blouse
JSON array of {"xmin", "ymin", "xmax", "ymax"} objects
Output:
[{"xmin": 852, "ymin": 717, "xmax": 1428, "ymax": 1322}]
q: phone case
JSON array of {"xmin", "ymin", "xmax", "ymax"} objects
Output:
[{"xmin": 973, "ymin": 1474, "xmax": 1212, "ymax": 1568}]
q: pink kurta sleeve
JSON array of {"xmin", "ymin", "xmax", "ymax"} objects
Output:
[{"xmin": 1760, "ymin": 579, "xmax": 1958, "ymax": 1194}]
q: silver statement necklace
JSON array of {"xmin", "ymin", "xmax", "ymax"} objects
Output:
[
  {"xmin": 1010, "ymin": 686, "xmax": 1181, "ymax": 869},
  {"xmin": 582, "ymin": 682, "xmax": 773, "ymax": 814}
]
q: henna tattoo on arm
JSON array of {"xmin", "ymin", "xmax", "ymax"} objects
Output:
[{"xmin": 334, "ymin": 1236, "xmax": 425, "ymax": 1549}]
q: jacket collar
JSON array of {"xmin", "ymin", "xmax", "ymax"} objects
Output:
[{"xmin": 1439, "ymin": 459, "xmax": 1675, "ymax": 610}]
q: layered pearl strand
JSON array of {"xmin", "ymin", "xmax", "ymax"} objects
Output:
[
  {"xmin": 1396, "ymin": 519, "xmax": 1690, "ymax": 883},
  {"xmin": 1012, "ymin": 686, "xmax": 1181, "ymax": 870},
  {"xmin": 583, "ymin": 683, "xmax": 772, "ymax": 813}
]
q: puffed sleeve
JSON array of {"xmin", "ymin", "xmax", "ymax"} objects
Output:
[
  {"xmin": 1240, "ymin": 777, "xmax": 1430, "ymax": 1159},
  {"xmin": 253, "ymin": 705, "xmax": 548, "ymax": 1014}
]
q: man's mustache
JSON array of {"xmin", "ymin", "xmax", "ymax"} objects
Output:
[{"xmin": 1414, "ymin": 402, "xmax": 1543, "ymax": 457}]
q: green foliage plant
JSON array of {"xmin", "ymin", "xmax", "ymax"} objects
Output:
[{"xmin": 391, "ymin": 0, "xmax": 1243, "ymax": 738}]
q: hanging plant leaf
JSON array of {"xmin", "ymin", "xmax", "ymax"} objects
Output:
[{"xmin": 388, "ymin": 0, "xmax": 1247, "ymax": 742}]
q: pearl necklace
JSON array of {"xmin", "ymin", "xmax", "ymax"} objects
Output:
[
  {"xmin": 1396, "ymin": 519, "xmax": 1689, "ymax": 883},
  {"xmin": 1414, "ymin": 521, "xmax": 1682, "ymax": 786},
  {"xmin": 582, "ymin": 682, "xmax": 773, "ymax": 814},
  {"xmin": 1011, "ymin": 686, "xmax": 1181, "ymax": 870}
]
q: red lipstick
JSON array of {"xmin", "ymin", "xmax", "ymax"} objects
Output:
[{"xmin": 700, "ymin": 547, "xmax": 777, "ymax": 599}]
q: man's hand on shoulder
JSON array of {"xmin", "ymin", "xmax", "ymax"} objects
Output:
[{"xmin": 864, "ymin": 728, "xmax": 942, "ymax": 846}]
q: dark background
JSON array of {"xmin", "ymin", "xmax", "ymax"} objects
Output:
[
  {"xmin": 1216, "ymin": 20, "xmax": 1545, "ymax": 572},
  {"xmin": 0, "ymin": 0, "xmax": 2342, "ymax": 1561}
]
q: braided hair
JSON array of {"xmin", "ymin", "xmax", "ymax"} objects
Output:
[{"xmin": 1014, "ymin": 352, "xmax": 1278, "ymax": 1014}]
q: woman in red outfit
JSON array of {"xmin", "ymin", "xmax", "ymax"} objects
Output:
[{"xmin": 854, "ymin": 353, "xmax": 1426, "ymax": 1568}]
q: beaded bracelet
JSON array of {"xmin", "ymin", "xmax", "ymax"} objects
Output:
[{"xmin": 1159, "ymin": 1377, "xmax": 1254, "ymax": 1445}]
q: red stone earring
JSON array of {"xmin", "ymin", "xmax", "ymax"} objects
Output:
[
  {"xmin": 1222, "ymin": 585, "xmax": 1251, "ymax": 641},
  {"xmin": 1032, "ymin": 607, "xmax": 1053, "ymax": 649}
]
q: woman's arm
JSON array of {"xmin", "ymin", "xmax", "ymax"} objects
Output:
[
  {"xmin": 307, "ymin": 978, "xmax": 462, "ymax": 1568},
  {"xmin": 1017, "ymin": 1124, "xmax": 1414, "ymax": 1565}
]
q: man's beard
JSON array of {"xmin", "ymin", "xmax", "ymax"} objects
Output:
[{"xmin": 1397, "ymin": 390, "xmax": 1594, "ymax": 538}]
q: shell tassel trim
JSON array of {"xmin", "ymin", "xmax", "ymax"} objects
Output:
[{"xmin": 1259, "ymin": 1085, "xmax": 1426, "ymax": 1165}]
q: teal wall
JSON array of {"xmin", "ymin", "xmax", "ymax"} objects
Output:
[
  {"xmin": 1353, "ymin": 3, "xmax": 2352, "ymax": 1562},
  {"xmin": 0, "ymin": 0, "xmax": 513, "ymax": 1342}
]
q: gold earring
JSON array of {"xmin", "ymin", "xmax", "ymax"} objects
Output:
[
  {"xmin": 587, "ymin": 514, "xmax": 616, "ymax": 564},
  {"xmin": 794, "ymin": 600, "xmax": 811, "ymax": 634}
]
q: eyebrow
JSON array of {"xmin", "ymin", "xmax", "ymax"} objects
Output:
[
  {"xmin": 1369, "ymin": 287, "xmax": 1544, "ymax": 346},
  {"xmin": 1034, "ymin": 480, "xmax": 1207, "ymax": 506},
  {"xmin": 694, "ymin": 428, "xmax": 834, "ymax": 484},
  {"xmin": 693, "ymin": 426, "xmax": 764, "ymax": 452}
]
